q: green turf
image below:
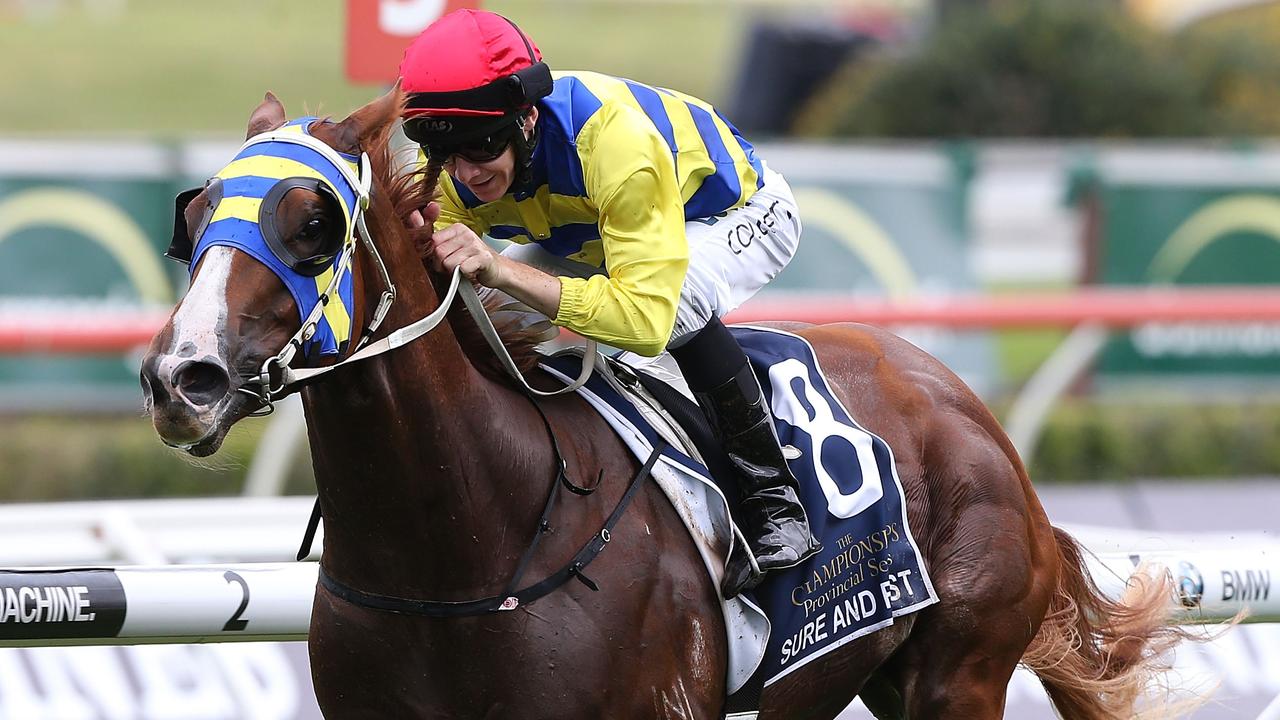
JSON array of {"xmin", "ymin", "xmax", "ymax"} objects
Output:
[{"xmin": 0, "ymin": 0, "xmax": 742, "ymax": 135}]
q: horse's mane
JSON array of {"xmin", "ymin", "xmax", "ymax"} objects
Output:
[{"xmin": 358, "ymin": 100, "xmax": 545, "ymax": 381}]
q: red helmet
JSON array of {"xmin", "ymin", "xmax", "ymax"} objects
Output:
[{"xmin": 400, "ymin": 10, "xmax": 553, "ymax": 149}]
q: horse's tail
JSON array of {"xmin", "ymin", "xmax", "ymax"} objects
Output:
[{"xmin": 1021, "ymin": 526, "xmax": 1195, "ymax": 720}]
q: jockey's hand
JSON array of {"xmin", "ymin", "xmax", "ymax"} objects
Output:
[
  {"xmin": 411, "ymin": 205, "xmax": 562, "ymax": 319},
  {"xmin": 427, "ymin": 222, "xmax": 505, "ymax": 287},
  {"xmin": 407, "ymin": 203, "xmax": 441, "ymax": 260},
  {"xmin": 407, "ymin": 202, "xmax": 441, "ymax": 230}
]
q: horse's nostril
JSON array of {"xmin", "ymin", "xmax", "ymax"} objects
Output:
[
  {"xmin": 140, "ymin": 356, "xmax": 174, "ymax": 409},
  {"xmin": 173, "ymin": 360, "xmax": 231, "ymax": 407}
]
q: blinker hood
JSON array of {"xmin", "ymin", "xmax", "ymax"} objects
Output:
[{"xmin": 166, "ymin": 117, "xmax": 362, "ymax": 357}]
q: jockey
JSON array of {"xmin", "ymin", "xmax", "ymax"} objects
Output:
[{"xmin": 398, "ymin": 9, "xmax": 819, "ymax": 597}]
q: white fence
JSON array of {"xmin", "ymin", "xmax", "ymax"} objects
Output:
[
  {"xmin": 0, "ymin": 498, "xmax": 1275, "ymax": 646},
  {"xmin": 0, "ymin": 497, "xmax": 1275, "ymax": 718},
  {"xmin": 0, "ymin": 550, "xmax": 1274, "ymax": 649},
  {"xmin": 0, "ymin": 497, "xmax": 320, "ymax": 567},
  {"xmin": 0, "ymin": 564, "xmax": 314, "ymax": 648}
]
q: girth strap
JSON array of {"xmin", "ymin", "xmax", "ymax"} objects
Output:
[{"xmin": 317, "ymin": 440, "xmax": 668, "ymax": 618}]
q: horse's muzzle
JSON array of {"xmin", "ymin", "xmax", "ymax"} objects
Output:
[{"xmin": 140, "ymin": 353, "xmax": 233, "ymax": 452}]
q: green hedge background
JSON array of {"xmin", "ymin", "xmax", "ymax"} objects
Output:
[{"xmin": 799, "ymin": 0, "xmax": 1280, "ymax": 138}]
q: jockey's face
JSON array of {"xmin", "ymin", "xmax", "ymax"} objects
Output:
[
  {"xmin": 445, "ymin": 107, "xmax": 538, "ymax": 204},
  {"xmin": 447, "ymin": 148, "xmax": 516, "ymax": 203}
]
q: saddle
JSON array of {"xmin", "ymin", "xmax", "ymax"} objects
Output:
[{"xmin": 606, "ymin": 356, "xmax": 744, "ymax": 513}]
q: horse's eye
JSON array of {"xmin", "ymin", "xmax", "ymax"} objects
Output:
[{"xmin": 298, "ymin": 217, "xmax": 328, "ymax": 242}]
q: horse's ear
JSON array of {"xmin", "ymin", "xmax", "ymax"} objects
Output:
[
  {"xmin": 247, "ymin": 92, "xmax": 287, "ymax": 140},
  {"xmin": 332, "ymin": 81, "xmax": 403, "ymax": 155}
]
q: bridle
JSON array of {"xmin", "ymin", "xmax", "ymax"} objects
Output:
[{"xmin": 183, "ymin": 127, "xmax": 595, "ymax": 413}]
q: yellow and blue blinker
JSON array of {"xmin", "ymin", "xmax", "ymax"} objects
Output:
[{"xmin": 175, "ymin": 118, "xmax": 361, "ymax": 357}]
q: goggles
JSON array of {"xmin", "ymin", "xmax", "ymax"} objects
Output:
[{"xmin": 403, "ymin": 121, "xmax": 515, "ymax": 165}]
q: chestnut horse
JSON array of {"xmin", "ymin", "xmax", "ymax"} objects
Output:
[{"xmin": 141, "ymin": 89, "xmax": 1185, "ymax": 719}]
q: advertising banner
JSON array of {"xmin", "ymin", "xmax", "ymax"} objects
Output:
[
  {"xmin": 345, "ymin": 0, "xmax": 479, "ymax": 84},
  {"xmin": 760, "ymin": 144, "xmax": 996, "ymax": 397},
  {"xmin": 0, "ymin": 168, "xmax": 183, "ymax": 411},
  {"xmin": 1075, "ymin": 149, "xmax": 1280, "ymax": 384},
  {"xmin": 0, "ymin": 141, "xmax": 995, "ymax": 411}
]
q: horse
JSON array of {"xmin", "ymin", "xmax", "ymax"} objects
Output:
[{"xmin": 140, "ymin": 88, "xmax": 1188, "ymax": 719}]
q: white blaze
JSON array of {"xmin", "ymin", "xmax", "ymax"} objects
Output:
[
  {"xmin": 152, "ymin": 247, "xmax": 235, "ymax": 418},
  {"xmin": 169, "ymin": 247, "xmax": 233, "ymax": 358}
]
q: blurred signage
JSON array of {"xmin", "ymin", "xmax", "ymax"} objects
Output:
[
  {"xmin": 759, "ymin": 143, "xmax": 996, "ymax": 397},
  {"xmin": 1075, "ymin": 150, "xmax": 1280, "ymax": 383},
  {"xmin": 345, "ymin": 0, "xmax": 479, "ymax": 84},
  {"xmin": 0, "ymin": 172, "xmax": 181, "ymax": 412},
  {"xmin": 0, "ymin": 140, "xmax": 996, "ymax": 411},
  {"xmin": 1127, "ymin": 0, "xmax": 1274, "ymax": 28},
  {"xmin": 0, "ymin": 643, "xmax": 318, "ymax": 720}
]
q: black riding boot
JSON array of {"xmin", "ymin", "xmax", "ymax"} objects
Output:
[{"xmin": 671, "ymin": 318, "xmax": 821, "ymax": 598}]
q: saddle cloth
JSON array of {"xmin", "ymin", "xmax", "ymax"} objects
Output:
[{"xmin": 540, "ymin": 326, "xmax": 938, "ymax": 714}]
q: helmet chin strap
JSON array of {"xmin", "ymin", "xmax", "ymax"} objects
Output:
[{"xmin": 512, "ymin": 111, "xmax": 540, "ymax": 188}]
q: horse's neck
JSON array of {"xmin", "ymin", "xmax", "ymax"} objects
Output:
[{"xmin": 304, "ymin": 247, "xmax": 554, "ymax": 598}]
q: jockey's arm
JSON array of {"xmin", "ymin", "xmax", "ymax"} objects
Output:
[
  {"xmin": 424, "ymin": 106, "xmax": 688, "ymax": 356},
  {"xmin": 423, "ymin": 183, "xmax": 565, "ymax": 320},
  {"xmin": 552, "ymin": 105, "xmax": 688, "ymax": 356}
]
